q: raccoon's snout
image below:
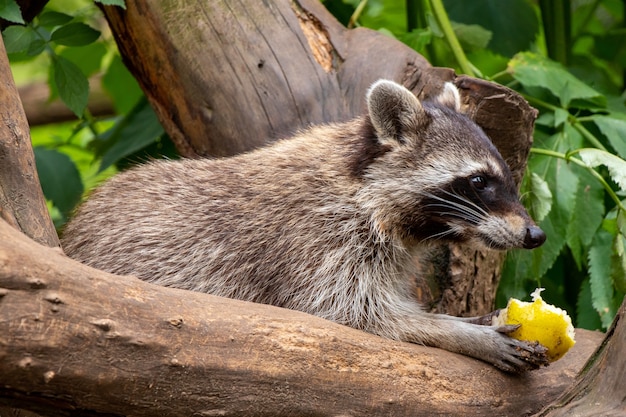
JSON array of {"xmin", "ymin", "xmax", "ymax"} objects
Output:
[{"xmin": 523, "ymin": 225, "xmax": 546, "ymax": 249}]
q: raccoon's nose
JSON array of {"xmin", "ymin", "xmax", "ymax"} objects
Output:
[{"xmin": 523, "ymin": 225, "xmax": 546, "ymax": 249}]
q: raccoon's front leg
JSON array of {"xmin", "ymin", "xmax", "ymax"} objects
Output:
[{"xmin": 397, "ymin": 313, "xmax": 549, "ymax": 373}]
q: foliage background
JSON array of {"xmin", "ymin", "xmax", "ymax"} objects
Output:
[{"xmin": 3, "ymin": 0, "xmax": 625, "ymax": 330}]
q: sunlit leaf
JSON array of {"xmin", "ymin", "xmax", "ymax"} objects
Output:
[
  {"xmin": 525, "ymin": 172, "xmax": 552, "ymax": 223},
  {"xmin": 592, "ymin": 115, "xmax": 626, "ymax": 160},
  {"xmin": 578, "ymin": 148, "xmax": 626, "ymax": 191}
]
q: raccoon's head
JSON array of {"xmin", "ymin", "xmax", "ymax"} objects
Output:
[{"xmin": 360, "ymin": 79, "xmax": 545, "ymax": 251}]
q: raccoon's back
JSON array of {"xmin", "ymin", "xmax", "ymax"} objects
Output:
[{"xmin": 61, "ymin": 146, "xmax": 370, "ymax": 303}]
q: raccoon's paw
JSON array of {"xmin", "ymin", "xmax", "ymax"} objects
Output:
[{"xmin": 489, "ymin": 325, "xmax": 549, "ymax": 373}]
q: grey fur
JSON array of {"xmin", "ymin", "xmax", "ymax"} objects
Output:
[{"xmin": 62, "ymin": 80, "xmax": 547, "ymax": 372}]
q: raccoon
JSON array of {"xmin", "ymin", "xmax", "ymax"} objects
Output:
[{"xmin": 61, "ymin": 79, "xmax": 547, "ymax": 372}]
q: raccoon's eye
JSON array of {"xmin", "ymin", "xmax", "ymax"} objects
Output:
[{"xmin": 470, "ymin": 175, "xmax": 487, "ymax": 191}]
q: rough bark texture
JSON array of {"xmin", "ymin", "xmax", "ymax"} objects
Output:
[
  {"xmin": 99, "ymin": 0, "xmax": 539, "ymax": 317},
  {"xmin": 0, "ymin": 219, "xmax": 605, "ymax": 417},
  {"xmin": 0, "ymin": 35, "xmax": 59, "ymax": 248}
]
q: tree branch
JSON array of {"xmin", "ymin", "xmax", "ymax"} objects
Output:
[
  {"xmin": 0, "ymin": 219, "xmax": 604, "ymax": 417},
  {"xmin": 0, "ymin": 33, "xmax": 59, "ymax": 248}
]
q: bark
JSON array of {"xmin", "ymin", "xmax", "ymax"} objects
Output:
[
  {"xmin": 0, "ymin": 34, "xmax": 59, "ymax": 248},
  {"xmin": 99, "ymin": 0, "xmax": 538, "ymax": 317},
  {"xmin": 0, "ymin": 218, "xmax": 605, "ymax": 417}
]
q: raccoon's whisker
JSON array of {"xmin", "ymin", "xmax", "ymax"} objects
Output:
[
  {"xmin": 437, "ymin": 192, "xmax": 489, "ymax": 222},
  {"xmin": 422, "ymin": 203, "xmax": 483, "ymax": 224},
  {"xmin": 439, "ymin": 189, "xmax": 489, "ymax": 217},
  {"xmin": 423, "ymin": 193, "xmax": 486, "ymax": 223},
  {"xmin": 422, "ymin": 228, "xmax": 458, "ymax": 243},
  {"xmin": 427, "ymin": 209, "xmax": 482, "ymax": 225}
]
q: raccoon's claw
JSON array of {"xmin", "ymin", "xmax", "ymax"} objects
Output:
[{"xmin": 492, "ymin": 333, "xmax": 550, "ymax": 373}]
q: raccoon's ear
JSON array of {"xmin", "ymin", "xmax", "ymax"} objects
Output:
[
  {"xmin": 366, "ymin": 80, "xmax": 429, "ymax": 144},
  {"xmin": 434, "ymin": 82, "xmax": 461, "ymax": 112}
]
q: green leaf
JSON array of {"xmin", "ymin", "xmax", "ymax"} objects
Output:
[
  {"xmin": 443, "ymin": 0, "xmax": 538, "ymax": 57},
  {"xmin": 577, "ymin": 148, "xmax": 626, "ymax": 191},
  {"xmin": 95, "ymin": 97, "xmax": 164, "ymax": 172},
  {"xmin": 535, "ymin": 112, "xmax": 555, "ymax": 128},
  {"xmin": 553, "ymin": 108, "xmax": 569, "ymax": 128},
  {"xmin": 399, "ymin": 29, "xmax": 433, "ymax": 53},
  {"xmin": 33, "ymin": 147, "xmax": 84, "ymax": 219},
  {"xmin": 576, "ymin": 279, "xmax": 602, "ymax": 330},
  {"xmin": 508, "ymin": 52, "xmax": 606, "ymax": 108},
  {"xmin": 526, "ymin": 134, "xmax": 581, "ymax": 277},
  {"xmin": 38, "ymin": 11, "xmax": 73, "ymax": 28},
  {"xmin": 532, "ymin": 207, "xmax": 566, "ymax": 278},
  {"xmin": 426, "ymin": 12, "xmax": 443, "ymax": 37},
  {"xmin": 95, "ymin": 0, "xmax": 126, "ymax": 8},
  {"xmin": 591, "ymin": 115, "xmax": 626, "ymax": 160},
  {"xmin": 611, "ymin": 233, "xmax": 626, "ymax": 294},
  {"xmin": 499, "ymin": 249, "xmax": 535, "ymax": 307},
  {"xmin": 50, "ymin": 22, "xmax": 100, "ymax": 47},
  {"xmin": 588, "ymin": 228, "xmax": 616, "ymax": 329},
  {"xmin": 569, "ymin": 168, "xmax": 605, "ymax": 247},
  {"xmin": 566, "ymin": 169, "xmax": 604, "ymax": 268},
  {"xmin": 0, "ymin": 0, "xmax": 24, "ymax": 24},
  {"xmin": 2, "ymin": 25, "xmax": 35, "ymax": 54},
  {"xmin": 617, "ymin": 209, "xmax": 626, "ymax": 238},
  {"xmin": 102, "ymin": 54, "xmax": 143, "ymax": 114},
  {"xmin": 51, "ymin": 55, "xmax": 89, "ymax": 117},
  {"xmin": 60, "ymin": 42, "xmax": 107, "ymax": 78},
  {"xmin": 452, "ymin": 22, "xmax": 491, "ymax": 51},
  {"xmin": 525, "ymin": 172, "xmax": 552, "ymax": 223},
  {"xmin": 466, "ymin": 49, "xmax": 508, "ymax": 78}
]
